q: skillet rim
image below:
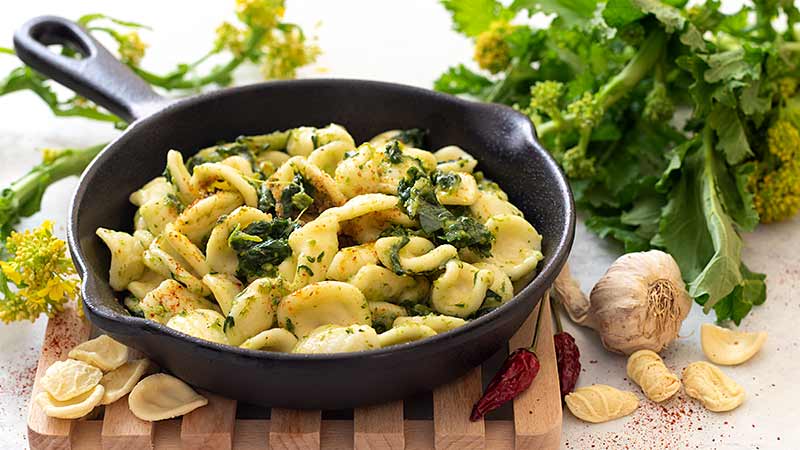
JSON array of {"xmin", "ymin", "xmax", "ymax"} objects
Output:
[{"xmin": 69, "ymin": 78, "xmax": 575, "ymax": 362}]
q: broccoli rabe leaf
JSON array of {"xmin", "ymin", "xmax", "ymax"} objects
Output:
[
  {"xmin": 659, "ymin": 130, "xmax": 755, "ymax": 313},
  {"xmin": 185, "ymin": 143, "xmax": 253, "ymax": 174},
  {"xmin": 441, "ymin": 0, "xmax": 514, "ymax": 37},
  {"xmin": 279, "ymin": 173, "xmax": 315, "ymax": 218},
  {"xmin": 228, "ymin": 218, "xmax": 299, "ymax": 280},
  {"xmin": 703, "ymin": 263, "xmax": 766, "ymax": 325},
  {"xmin": 392, "ymin": 129, "xmax": 429, "ymax": 148},
  {"xmin": 398, "ymin": 168, "xmax": 493, "ymax": 256},
  {"xmin": 434, "ymin": 64, "xmax": 494, "ymax": 98},
  {"xmin": 512, "ymin": 0, "xmax": 598, "ymax": 28},
  {"xmin": 708, "ymin": 105, "xmax": 752, "ymax": 165},
  {"xmin": 256, "ymin": 182, "xmax": 275, "ymax": 214}
]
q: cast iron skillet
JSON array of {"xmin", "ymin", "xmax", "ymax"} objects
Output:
[{"xmin": 14, "ymin": 16, "xmax": 575, "ymax": 409}]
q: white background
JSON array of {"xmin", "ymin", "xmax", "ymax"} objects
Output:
[{"xmin": 1, "ymin": 1, "xmax": 798, "ymax": 448}]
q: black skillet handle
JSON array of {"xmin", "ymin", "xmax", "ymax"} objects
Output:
[{"xmin": 13, "ymin": 16, "xmax": 169, "ymax": 123}]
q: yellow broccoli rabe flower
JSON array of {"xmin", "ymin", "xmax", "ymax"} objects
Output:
[
  {"xmin": 0, "ymin": 221, "xmax": 80, "ymax": 323},
  {"xmin": 118, "ymin": 32, "xmax": 147, "ymax": 66},
  {"xmin": 236, "ymin": 0, "xmax": 284, "ymax": 31},
  {"xmin": 473, "ymin": 21, "xmax": 514, "ymax": 74},
  {"xmin": 215, "ymin": 22, "xmax": 246, "ymax": 56},
  {"xmin": 753, "ymin": 120, "xmax": 800, "ymax": 223},
  {"xmin": 261, "ymin": 26, "xmax": 320, "ymax": 80}
]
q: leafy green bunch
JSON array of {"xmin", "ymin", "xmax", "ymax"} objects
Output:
[
  {"xmin": 0, "ymin": 0, "xmax": 320, "ymax": 323},
  {"xmin": 436, "ymin": 0, "xmax": 800, "ymax": 324}
]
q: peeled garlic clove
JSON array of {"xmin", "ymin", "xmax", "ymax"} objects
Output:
[
  {"xmin": 683, "ymin": 361, "xmax": 745, "ymax": 412},
  {"xmin": 100, "ymin": 359, "xmax": 150, "ymax": 405},
  {"xmin": 129, "ymin": 374, "xmax": 208, "ymax": 421},
  {"xmin": 36, "ymin": 384, "xmax": 105, "ymax": 419},
  {"xmin": 701, "ymin": 323, "xmax": 767, "ymax": 365},
  {"xmin": 565, "ymin": 385, "xmax": 639, "ymax": 423},
  {"xmin": 39, "ymin": 359, "xmax": 103, "ymax": 401},
  {"xmin": 626, "ymin": 350, "xmax": 681, "ymax": 402},
  {"xmin": 69, "ymin": 335, "xmax": 129, "ymax": 372}
]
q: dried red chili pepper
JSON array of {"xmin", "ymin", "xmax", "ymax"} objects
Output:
[
  {"xmin": 469, "ymin": 301, "xmax": 544, "ymax": 421},
  {"xmin": 551, "ymin": 294, "xmax": 580, "ymax": 399}
]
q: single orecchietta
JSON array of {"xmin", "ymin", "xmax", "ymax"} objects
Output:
[
  {"xmin": 682, "ymin": 361, "xmax": 745, "ymax": 412},
  {"xmin": 626, "ymin": 350, "xmax": 681, "ymax": 402},
  {"xmin": 564, "ymin": 384, "xmax": 639, "ymax": 423},
  {"xmin": 701, "ymin": 323, "xmax": 767, "ymax": 366}
]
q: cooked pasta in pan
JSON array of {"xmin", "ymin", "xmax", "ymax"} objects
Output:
[{"xmin": 97, "ymin": 124, "xmax": 543, "ymax": 354}]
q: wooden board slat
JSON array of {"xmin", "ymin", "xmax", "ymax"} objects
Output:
[
  {"xmin": 28, "ymin": 303, "xmax": 93, "ymax": 450},
  {"xmin": 181, "ymin": 391, "xmax": 237, "ymax": 449},
  {"xmin": 100, "ymin": 395, "xmax": 153, "ymax": 450},
  {"xmin": 269, "ymin": 408, "xmax": 322, "ymax": 450},
  {"xmin": 510, "ymin": 294, "xmax": 562, "ymax": 450},
  {"xmin": 100, "ymin": 349, "xmax": 153, "ymax": 450},
  {"xmin": 353, "ymin": 401, "xmax": 404, "ymax": 449},
  {"xmin": 432, "ymin": 367, "xmax": 485, "ymax": 449}
]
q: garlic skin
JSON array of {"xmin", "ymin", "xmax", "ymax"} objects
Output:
[
  {"xmin": 580, "ymin": 250, "xmax": 691, "ymax": 355},
  {"xmin": 627, "ymin": 350, "xmax": 681, "ymax": 402},
  {"xmin": 701, "ymin": 323, "xmax": 767, "ymax": 366},
  {"xmin": 551, "ymin": 262, "xmax": 589, "ymax": 323},
  {"xmin": 683, "ymin": 361, "xmax": 745, "ymax": 412}
]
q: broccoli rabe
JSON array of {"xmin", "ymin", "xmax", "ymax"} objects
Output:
[
  {"xmin": 279, "ymin": 173, "xmax": 315, "ymax": 218},
  {"xmin": 0, "ymin": 222, "xmax": 80, "ymax": 323},
  {"xmin": 752, "ymin": 119, "xmax": 800, "ymax": 223},
  {"xmin": 398, "ymin": 167, "xmax": 493, "ymax": 256},
  {"xmin": 228, "ymin": 218, "xmax": 299, "ymax": 280}
]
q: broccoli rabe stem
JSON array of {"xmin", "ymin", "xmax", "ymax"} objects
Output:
[
  {"xmin": 0, "ymin": 144, "xmax": 105, "ymax": 238},
  {"xmin": 536, "ymin": 29, "xmax": 667, "ymax": 138},
  {"xmin": 131, "ymin": 27, "xmax": 267, "ymax": 90}
]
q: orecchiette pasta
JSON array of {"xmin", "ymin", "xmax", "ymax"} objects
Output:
[
  {"xmin": 139, "ymin": 279, "xmax": 218, "ymax": 324},
  {"xmin": 431, "ymin": 260, "xmax": 493, "ymax": 318},
  {"xmin": 484, "ymin": 214, "xmax": 543, "ymax": 281},
  {"xmin": 39, "ymin": 359, "xmax": 103, "ymax": 401},
  {"xmin": 36, "ymin": 384, "xmax": 105, "ymax": 420},
  {"xmin": 225, "ymin": 278, "xmax": 284, "ymax": 345},
  {"xmin": 240, "ymin": 328, "xmax": 298, "ymax": 352},
  {"xmin": 128, "ymin": 373, "xmax": 208, "ymax": 421},
  {"xmin": 377, "ymin": 323, "xmax": 437, "ymax": 348},
  {"xmin": 167, "ymin": 309, "xmax": 228, "ymax": 345},
  {"xmin": 96, "ymin": 228, "xmax": 145, "ymax": 291},
  {"xmin": 99, "ymin": 125, "xmax": 544, "ymax": 354},
  {"xmin": 293, "ymin": 324, "xmax": 380, "ymax": 353},
  {"xmin": 100, "ymin": 359, "xmax": 149, "ymax": 405},
  {"xmin": 375, "ymin": 236, "xmax": 457, "ymax": 274},
  {"xmin": 68, "ymin": 335, "xmax": 129, "ymax": 372},
  {"xmin": 277, "ymin": 281, "xmax": 371, "ymax": 338},
  {"xmin": 435, "ymin": 172, "xmax": 478, "ymax": 206},
  {"xmin": 434, "ymin": 145, "xmax": 478, "ymax": 173}
]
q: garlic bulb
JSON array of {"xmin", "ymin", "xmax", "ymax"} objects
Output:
[
  {"xmin": 560, "ymin": 250, "xmax": 691, "ymax": 355},
  {"xmin": 700, "ymin": 323, "xmax": 767, "ymax": 365}
]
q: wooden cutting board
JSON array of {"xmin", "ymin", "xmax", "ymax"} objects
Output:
[{"xmin": 27, "ymin": 294, "xmax": 561, "ymax": 449}]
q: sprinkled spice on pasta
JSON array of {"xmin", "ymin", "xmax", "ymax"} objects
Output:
[{"xmin": 97, "ymin": 124, "xmax": 544, "ymax": 353}]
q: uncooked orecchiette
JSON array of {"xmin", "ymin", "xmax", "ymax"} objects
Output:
[{"xmin": 99, "ymin": 125, "xmax": 544, "ymax": 354}]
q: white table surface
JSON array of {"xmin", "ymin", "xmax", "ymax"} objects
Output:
[{"xmin": 1, "ymin": 1, "xmax": 797, "ymax": 448}]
